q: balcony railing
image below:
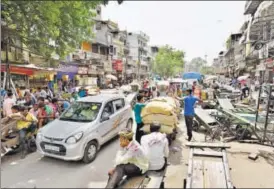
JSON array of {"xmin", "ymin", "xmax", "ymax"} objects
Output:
[{"xmin": 244, "ymin": 1, "xmax": 262, "ymax": 15}]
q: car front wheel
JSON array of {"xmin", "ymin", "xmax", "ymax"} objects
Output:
[{"xmin": 83, "ymin": 141, "xmax": 98, "ymax": 164}]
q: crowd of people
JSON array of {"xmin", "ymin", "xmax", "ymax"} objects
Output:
[{"xmin": 1, "ymin": 85, "xmax": 91, "ymax": 158}]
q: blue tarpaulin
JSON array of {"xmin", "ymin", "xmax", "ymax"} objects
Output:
[{"xmin": 182, "ymin": 72, "xmax": 202, "ymax": 80}]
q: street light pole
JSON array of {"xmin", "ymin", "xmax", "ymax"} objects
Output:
[
  {"xmin": 138, "ymin": 48, "xmax": 141, "ymax": 80},
  {"xmin": 5, "ymin": 37, "xmax": 10, "ymax": 89}
]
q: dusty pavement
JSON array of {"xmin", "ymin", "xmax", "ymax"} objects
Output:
[{"xmin": 165, "ymin": 120, "xmax": 274, "ymax": 188}]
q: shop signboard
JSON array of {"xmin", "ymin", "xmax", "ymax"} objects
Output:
[
  {"xmin": 1, "ymin": 65, "xmax": 34, "ymax": 75},
  {"xmin": 58, "ymin": 64, "xmax": 78, "ymax": 73},
  {"xmin": 112, "ymin": 60, "xmax": 123, "ymax": 71},
  {"xmin": 78, "ymin": 66, "xmax": 88, "ymax": 74},
  {"xmin": 57, "ymin": 63, "xmax": 79, "ymax": 79}
]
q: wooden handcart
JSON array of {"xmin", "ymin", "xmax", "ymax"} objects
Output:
[{"xmin": 184, "ymin": 142, "xmax": 234, "ymax": 189}]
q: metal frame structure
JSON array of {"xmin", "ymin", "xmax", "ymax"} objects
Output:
[{"xmin": 254, "ymin": 83, "xmax": 274, "ymax": 145}]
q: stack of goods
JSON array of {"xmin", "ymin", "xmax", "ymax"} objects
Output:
[
  {"xmin": 201, "ymin": 90, "xmax": 208, "ymax": 100},
  {"xmin": 141, "ymin": 97, "xmax": 180, "ymax": 135}
]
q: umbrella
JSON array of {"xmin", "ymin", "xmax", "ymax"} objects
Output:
[
  {"xmin": 237, "ymin": 75, "xmax": 249, "ymax": 81},
  {"xmin": 106, "ymin": 74, "xmax": 117, "ymax": 81},
  {"xmin": 205, "ymin": 76, "xmax": 218, "ymax": 82}
]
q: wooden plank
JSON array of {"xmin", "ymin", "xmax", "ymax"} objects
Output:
[
  {"xmin": 203, "ymin": 161, "xmax": 227, "ymax": 188},
  {"xmin": 186, "ymin": 142, "xmax": 231, "ymax": 149},
  {"xmin": 191, "ymin": 160, "xmax": 204, "ymax": 188},
  {"xmin": 146, "ymin": 172, "xmax": 164, "ymax": 188},
  {"xmin": 218, "ymin": 99, "xmax": 234, "ymax": 110},
  {"xmin": 193, "ymin": 150, "xmax": 223, "ymax": 157},
  {"xmin": 222, "ymin": 149, "xmax": 233, "ymax": 188},
  {"xmin": 248, "ymin": 153, "xmax": 259, "ymax": 160},
  {"xmin": 195, "ymin": 108, "xmax": 217, "ymax": 124},
  {"xmin": 120, "ymin": 175, "xmax": 146, "ymax": 188},
  {"xmin": 186, "ymin": 148, "xmax": 194, "ymax": 189}
]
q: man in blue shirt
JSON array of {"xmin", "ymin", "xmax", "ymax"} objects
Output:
[
  {"xmin": 133, "ymin": 95, "xmax": 146, "ymax": 143},
  {"xmin": 184, "ymin": 89, "xmax": 202, "ymax": 141}
]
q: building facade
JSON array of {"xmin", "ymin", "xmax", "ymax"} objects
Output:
[{"xmin": 127, "ymin": 31, "xmax": 150, "ymax": 79}]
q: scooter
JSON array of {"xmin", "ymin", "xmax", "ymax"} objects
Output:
[{"xmin": 1, "ymin": 122, "xmax": 37, "ymax": 157}]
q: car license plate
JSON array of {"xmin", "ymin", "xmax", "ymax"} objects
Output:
[{"xmin": 44, "ymin": 145, "xmax": 59, "ymax": 152}]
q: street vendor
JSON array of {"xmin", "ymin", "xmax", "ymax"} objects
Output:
[
  {"xmin": 141, "ymin": 123, "xmax": 169, "ymax": 171},
  {"xmin": 106, "ymin": 129, "xmax": 148, "ymax": 188}
]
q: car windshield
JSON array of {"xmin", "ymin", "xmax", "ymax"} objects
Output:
[{"xmin": 59, "ymin": 102, "xmax": 102, "ymax": 122}]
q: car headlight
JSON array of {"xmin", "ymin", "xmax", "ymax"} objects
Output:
[
  {"xmin": 65, "ymin": 132, "xmax": 83, "ymax": 144},
  {"xmin": 36, "ymin": 132, "xmax": 43, "ymax": 140}
]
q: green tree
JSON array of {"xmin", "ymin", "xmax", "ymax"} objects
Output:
[
  {"xmin": 1, "ymin": 0, "xmax": 105, "ymax": 59},
  {"xmin": 200, "ymin": 66, "xmax": 214, "ymax": 75},
  {"xmin": 153, "ymin": 45, "xmax": 185, "ymax": 77},
  {"xmin": 189, "ymin": 57, "xmax": 207, "ymax": 72}
]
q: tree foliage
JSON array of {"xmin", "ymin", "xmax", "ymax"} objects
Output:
[
  {"xmin": 188, "ymin": 57, "xmax": 207, "ymax": 72},
  {"xmin": 153, "ymin": 45, "xmax": 184, "ymax": 77},
  {"xmin": 200, "ymin": 66, "xmax": 214, "ymax": 75},
  {"xmin": 1, "ymin": 0, "xmax": 102, "ymax": 59}
]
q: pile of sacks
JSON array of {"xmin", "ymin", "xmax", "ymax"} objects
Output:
[{"xmin": 141, "ymin": 97, "xmax": 180, "ymax": 134}]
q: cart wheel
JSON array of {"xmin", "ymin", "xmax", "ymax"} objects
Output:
[
  {"xmin": 183, "ymin": 178, "xmax": 187, "ymax": 189},
  {"xmin": 236, "ymin": 127, "xmax": 252, "ymax": 140},
  {"xmin": 192, "ymin": 120, "xmax": 199, "ymax": 132}
]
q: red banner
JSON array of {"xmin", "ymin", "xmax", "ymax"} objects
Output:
[
  {"xmin": 1, "ymin": 65, "xmax": 34, "ymax": 75},
  {"xmin": 112, "ymin": 60, "xmax": 123, "ymax": 71}
]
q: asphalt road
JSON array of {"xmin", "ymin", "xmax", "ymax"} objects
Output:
[
  {"xmin": 1, "ymin": 137, "xmax": 119, "ymax": 188},
  {"xmin": 1, "ymin": 94, "xmax": 137, "ymax": 188}
]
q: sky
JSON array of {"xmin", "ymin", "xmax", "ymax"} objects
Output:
[{"xmin": 102, "ymin": 1, "xmax": 247, "ymax": 65}]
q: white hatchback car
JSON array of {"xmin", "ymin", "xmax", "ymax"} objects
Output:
[{"xmin": 36, "ymin": 94, "xmax": 133, "ymax": 163}]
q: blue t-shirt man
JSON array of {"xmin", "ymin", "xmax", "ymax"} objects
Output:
[
  {"xmin": 184, "ymin": 89, "xmax": 201, "ymax": 142},
  {"xmin": 184, "ymin": 95, "xmax": 199, "ymax": 116}
]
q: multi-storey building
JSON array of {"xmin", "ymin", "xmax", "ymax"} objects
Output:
[
  {"xmin": 127, "ymin": 31, "xmax": 150, "ymax": 79},
  {"xmin": 244, "ymin": 1, "xmax": 274, "ymax": 81},
  {"xmin": 148, "ymin": 46, "xmax": 159, "ymax": 73},
  {"xmin": 110, "ymin": 22, "xmax": 128, "ymax": 79},
  {"xmin": 224, "ymin": 33, "xmax": 243, "ymax": 77}
]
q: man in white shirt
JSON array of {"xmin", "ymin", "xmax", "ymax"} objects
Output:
[
  {"xmin": 141, "ymin": 123, "xmax": 169, "ymax": 171},
  {"xmin": 106, "ymin": 129, "xmax": 148, "ymax": 188},
  {"xmin": 3, "ymin": 91, "xmax": 15, "ymax": 117},
  {"xmin": 36, "ymin": 87, "xmax": 47, "ymax": 98},
  {"xmin": 45, "ymin": 86, "xmax": 53, "ymax": 98}
]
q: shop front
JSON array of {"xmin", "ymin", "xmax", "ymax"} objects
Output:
[
  {"xmin": 1, "ymin": 64, "xmax": 34, "ymax": 88},
  {"xmin": 29, "ymin": 70, "xmax": 56, "ymax": 89}
]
